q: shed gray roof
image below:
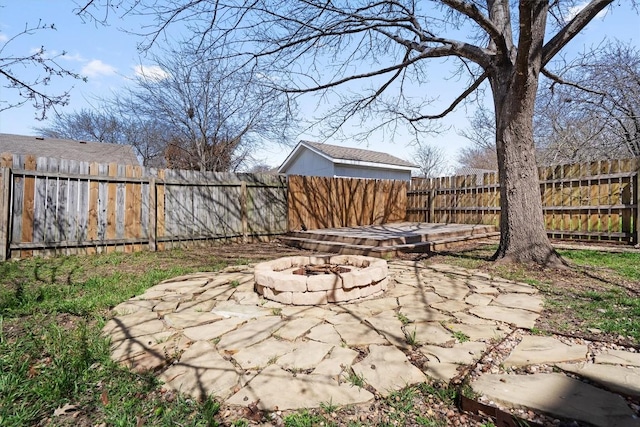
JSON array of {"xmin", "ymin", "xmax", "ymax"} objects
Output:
[
  {"xmin": 296, "ymin": 140, "xmax": 417, "ymax": 168},
  {"xmin": 0, "ymin": 133, "xmax": 140, "ymax": 165}
]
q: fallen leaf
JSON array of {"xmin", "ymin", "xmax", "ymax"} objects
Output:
[
  {"xmin": 100, "ymin": 390, "xmax": 109, "ymax": 406},
  {"xmin": 53, "ymin": 403, "xmax": 79, "ymax": 417},
  {"xmin": 28, "ymin": 365, "xmax": 38, "ymax": 378}
]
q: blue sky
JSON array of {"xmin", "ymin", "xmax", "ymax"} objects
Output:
[{"xmin": 0, "ymin": 1, "xmax": 638, "ymax": 171}]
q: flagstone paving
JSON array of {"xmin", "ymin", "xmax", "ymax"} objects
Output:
[
  {"xmin": 352, "ymin": 345, "xmax": 427, "ymax": 397},
  {"xmin": 555, "ymin": 363, "xmax": 640, "ymax": 398},
  {"xmin": 473, "ymin": 373, "xmax": 637, "ymax": 427},
  {"xmin": 103, "ymin": 260, "xmax": 640, "ymax": 425},
  {"xmin": 504, "ymin": 335, "xmax": 588, "ymax": 366}
]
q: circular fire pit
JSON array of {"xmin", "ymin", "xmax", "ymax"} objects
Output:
[{"xmin": 254, "ymin": 255, "xmax": 388, "ymax": 305}]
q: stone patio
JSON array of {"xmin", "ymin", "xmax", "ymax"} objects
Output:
[{"xmin": 102, "ymin": 260, "xmax": 640, "ymax": 426}]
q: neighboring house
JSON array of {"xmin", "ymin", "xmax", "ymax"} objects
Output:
[
  {"xmin": 0, "ymin": 133, "xmax": 140, "ymax": 165},
  {"xmin": 278, "ymin": 140, "xmax": 418, "ymax": 181}
]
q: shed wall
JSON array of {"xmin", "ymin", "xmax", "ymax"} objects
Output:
[
  {"xmin": 334, "ymin": 164, "xmax": 411, "ymax": 181},
  {"xmin": 283, "ymin": 149, "xmax": 335, "ymax": 177}
]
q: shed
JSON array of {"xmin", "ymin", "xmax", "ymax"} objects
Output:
[
  {"xmin": 278, "ymin": 140, "xmax": 418, "ymax": 181},
  {"xmin": 0, "ymin": 133, "xmax": 140, "ymax": 165}
]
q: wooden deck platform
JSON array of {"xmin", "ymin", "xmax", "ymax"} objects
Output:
[{"xmin": 279, "ymin": 222, "xmax": 499, "ymax": 257}]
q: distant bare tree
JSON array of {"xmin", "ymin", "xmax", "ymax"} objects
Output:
[
  {"xmin": 458, "ymin": 107, "xmax": 498, "ymax": 169},
  {"xmin": 114, "ymin": 47, "xmax": 296, "ymax": 172},
  {"xmin": 536, "ymin": 41, "xmax": 640, "ymax": 163},
  {"xmin": 0, "ymin": 19, "xmax": 85, "ymax": 120},
  {"xmin": 459, "ymin": 107, "xmax": 496, "ymax": 152},
  {"xmin": 37, "ymin": 108, "xmax": 119, "ymax": 142},
  {"xmin": 457, "ymin": 145, "xmax": 498, "ymax": 170},
  {"xmin": 246, "ymin": 163, "xmax": 275, "ymax": 174},
  {"xmin": 39, "ymin": 45, "xmax": 297, "ymax": 171},
  {"xmin": 534, "ymin": 99, "xmax": 623, "ymax": 165},
  {"xmin": 459, "ymin": 41, "xmax": 640, "ymax": 167},
  {"xmin": 413, "ymin": 143, "xmax": 445, "ymax": 178},
  {"xmin": 36, "ymin": 108, "xmax": 168, "ymax": 167}
]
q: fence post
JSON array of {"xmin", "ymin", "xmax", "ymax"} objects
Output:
[
  {"xmin": 636, "ymin": 160, "xmax": 640, "ymax": 246},
  {"xmin": 241, "ymin": 181, "xmax": 248, "ymax": 243},
  {"xmin": 285, "ymin": 175, "xmax": 291, "ymax": 232},
  {"xmin": 148, "ymin": 177, "xmax": 157, "ymax": 251},
  {"xmin": 0, "ymin": 167, "xmax": 10, "ymax": 261},
  {"xmin": 428, "ymin": 187, "xmax": 435, "ymax": 223}
]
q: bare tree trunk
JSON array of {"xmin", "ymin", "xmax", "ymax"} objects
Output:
[
  {"xmin": 491, "ymin": 69, "xmax": 562, "ymax": 266},
  {"xmin": 485, "ymin": 1, "xmax": 564, "ymax": 266}
]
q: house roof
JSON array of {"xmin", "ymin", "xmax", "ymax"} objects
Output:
[
  {"xmin": 0, "ymin": 133, "xmax": 140, "ymax": 165},
  {"xmin": 278, "ymin": 140, "xmax": 419, "ymax": 173},
  {"xmin": 455, "ymin": 166, "xmax": 496, "ymax": 177}
]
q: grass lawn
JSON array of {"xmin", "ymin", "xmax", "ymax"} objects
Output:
[
  {"xmin": 0, "ymin": 248, "xmax": 229, "ymax": 426},
  {"xmin": 1, "ymin": 241, "xmax": 638, "ymax": 426},
  {"xmin": 429, "ymin": 243, "xmax": 640, "ymax": 344}
]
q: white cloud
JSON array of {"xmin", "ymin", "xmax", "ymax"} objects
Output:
[
  {"xmin": 133, "ymin": 64, "xmax": 169, "ymax": 80},
  {"xmin": 0, "ymin": 33, "xmax": 8, "ymax": 43},
  {"xmin": 565, "ymin": 1, "xmax": 607, "ymax": 23},
  {"xmin": 82, "ymin": 59, "xmax": 117, "ymax": 77}
]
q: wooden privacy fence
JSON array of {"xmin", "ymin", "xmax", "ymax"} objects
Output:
[
  {"xmin": 3, "ymin": 152, "xmax": 637, "ymax": 260},
  {"xmin": 407, "ymin": 158, "xmax": 640, "ymax": 244},
  {"xmin": 287, "ymin": 175, "xmax": 407, "ymax": 231},
  {"xmin": 0, "ymin": 153, "xmax": 287, "ymax": 260}
]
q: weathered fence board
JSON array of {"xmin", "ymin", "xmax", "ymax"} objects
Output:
[
  {"xmin": 0, "ymin": 160, "xmax": 11, "ymax": 259},
  {"xmin": 77, "ymin": 161, "xmax": 90, "ymax": 254},
  {"xmin": 246, "ymin": 174, "xmax": 288, "ymax": 239},
  {"xmin": 22, "ymin": 155, "xmax": 36, "ymax": 258},
  {"xmin": 11, "ymin": 156, "xmax": 25, "ymax": 257},
  {"xmin": 407, "ymin": 158, "xmax": 640, "ymax": 244},
  {"xmin": 0, "ymin": 154, "xmax": 288, "ymax": 260},
  {"xmin": 287, "ymin": 175, "xmax": 407, "ymax": 231}
]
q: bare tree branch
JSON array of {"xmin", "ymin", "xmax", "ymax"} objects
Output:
[
  {"xmin": 441, "ymin": 0, "xmax": 507, "ymax": 55},
  {"xmin": 541, "ymin": 67, "xmax": 607, "ymax": 97},
  {"xmin": 0, "ymin": 20, "xmax": 86, "ymax": 119},
  {"xmin": 542, "ymin": 0, "xmax": 614, "ymax": 65},
  {"xmin": 404, "ymin": 71, "xmax": 488, "ymax": 121}
]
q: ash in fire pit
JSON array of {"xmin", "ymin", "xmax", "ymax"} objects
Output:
[
  {"xmin": 292, "ymin": 264, "xmax": 351, "ymax": 276},
  {"xmin": 254, "ymin": 255, "xmax": 387, "ymax": 305}
]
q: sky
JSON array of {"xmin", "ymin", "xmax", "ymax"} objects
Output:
[{"xmin": 0, "ymin": 1, "xmax": 639, "ymax": 171}]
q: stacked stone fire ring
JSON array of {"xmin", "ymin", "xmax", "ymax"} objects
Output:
[{"xmin": 254, "ymin": 255, "xmax": 388, "ymax": 305}]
